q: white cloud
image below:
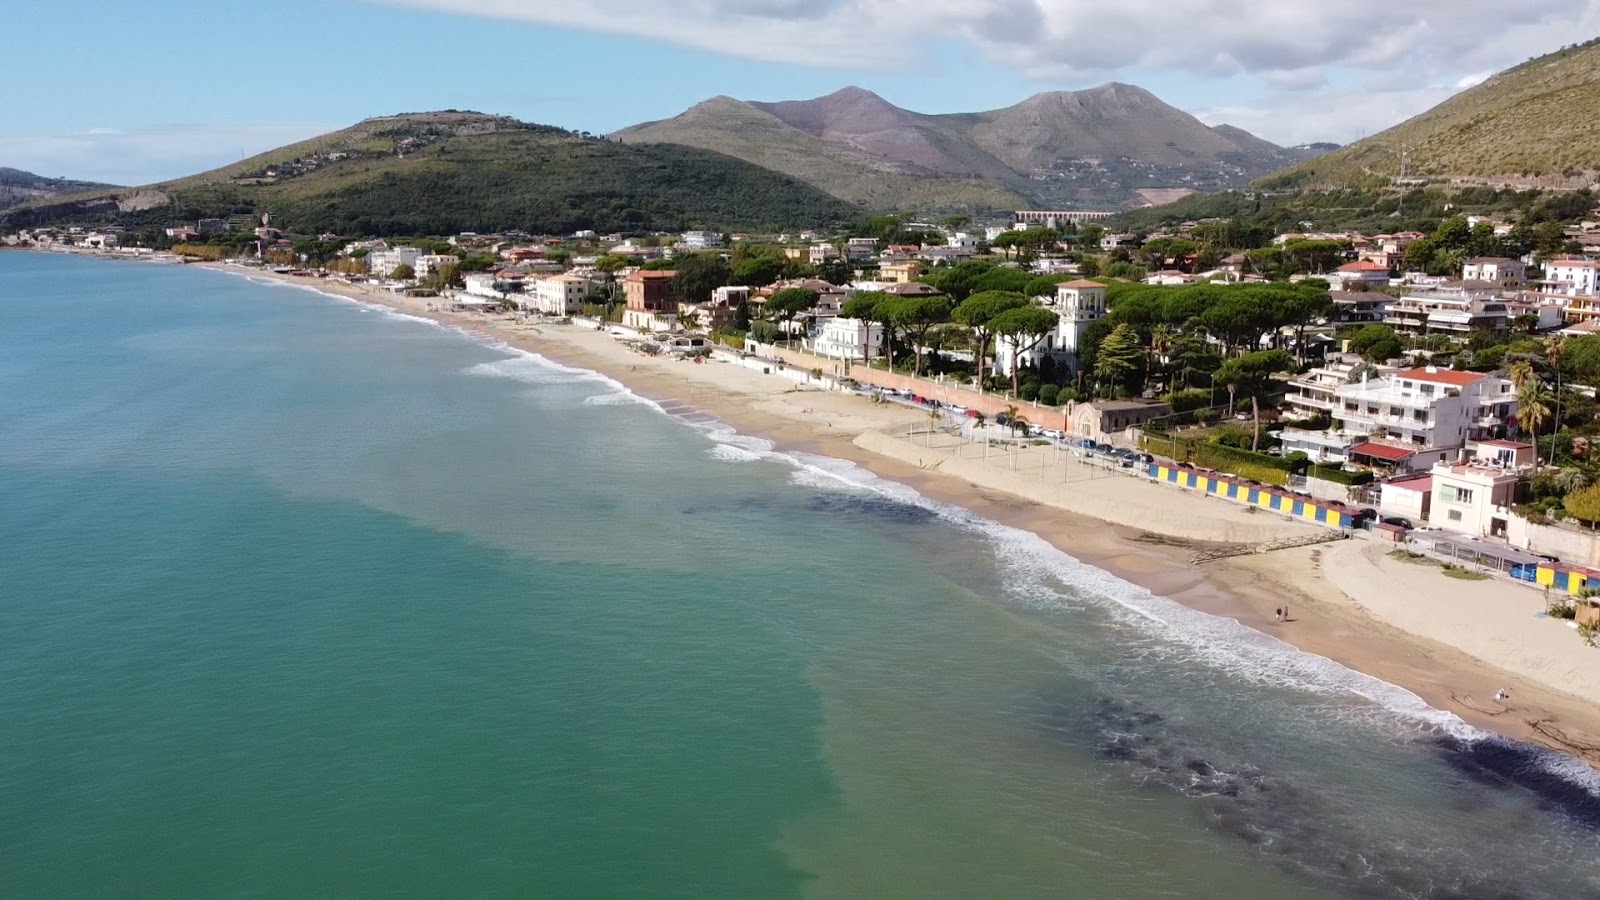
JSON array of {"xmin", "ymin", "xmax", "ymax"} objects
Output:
[
  {"xmin": 360, "ymin": 0, "xmax": 1600, "ymax": 140},
  {"xmin": 0, "ymin": 123, "xmax": 337, "ymax": 186}
]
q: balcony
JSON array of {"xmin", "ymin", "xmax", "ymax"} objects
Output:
[{"xmin": 1286, "ymin": 393, "xmax": 1336, "ymax": 410}]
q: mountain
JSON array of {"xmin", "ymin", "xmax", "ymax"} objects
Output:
[
  {"xmin": 617, "ymin": 91, "xmax": 1030, "ymax": 212},
  {"xmin": 2, "ymin": 112, "xmax": 859, "ymax": 235},
  {"xmin": 0, "ymin": 168, "xmax": 119, "ymax": 209},
  {"xmin": 1260, "ymin": 37, "xmax": 1600, "ymax": 190},
  {"xmin": 617, "ymin": 84, "xmax": 1317, "ymax": 212}
]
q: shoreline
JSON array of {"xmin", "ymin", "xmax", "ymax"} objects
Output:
[{"xmin": 165, "ymin": 258, "xmax": 1600, "ymax": 766}]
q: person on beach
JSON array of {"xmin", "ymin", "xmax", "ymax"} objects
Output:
[
  {"xmin": 1275, "ymin": 608, "xmax": 1283, "ymax": 622},
  {"xmin": 1496, "ymin": 689, "xmax": 1510, "ymax": 702},
  {"xmin": 1282, "ymin": 604, "xmax": 1290, "ymax": 621}
]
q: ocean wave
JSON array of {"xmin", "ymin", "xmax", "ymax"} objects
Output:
[{"xmin": 708, "ymin": 443, "xmax": 764, "ymax": 463}]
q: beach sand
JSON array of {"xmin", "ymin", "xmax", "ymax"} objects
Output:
[{"xmin": 199, "ymin": 263, "xmax": 1600, "ymax": 764}]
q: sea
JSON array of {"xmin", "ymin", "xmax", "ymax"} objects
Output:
[{"xmin": 3, "ymin": 251, "xmax": 1599, "ymax": 898}]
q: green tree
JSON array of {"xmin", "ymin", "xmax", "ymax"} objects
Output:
[
  {"xmin": 1213, "ymin": 349, "xmax": 1295, "ymax": 451},
  {"xmin": 1093, "ymin": 323, "xmax": 1144, "ymax": 398},
  {"xmin": 1517, "ymin": 379, "xmax": 1552, "ymax": 445},
  {"xmin": 731, "ymin": 255, "xmax": 784, "ymax": 287},
  {"xmin": 841, "ymin": 291, "xmax": 896, "ymax": 365},
  {"xmin": 733, "ymin": 296, "xmax": 752, "ymax": 332},
  {"xmin": 886, "ymin": 295, "xmax": 954, "ymax": 376},
  {"xmin": 952, "ymin": 290, "xmax": 1029, "ymax": 387},
  {"xmin": 390, "ymin": 263, "xmax": 415, "ymax": 280},
  {"xmin": 1564, "ymin": 483, "xmax": 1600, "ymax": 526},
  {"xmin": 765, "ymin": 287, "xmax": 818, "ymax": 347},
  {"xmin": 990, "ymin": 305, "xmax": 1061, "ymax": 397},
  {"xmin": 670, "ymin": 253, "xmax": 732, "ymax": 303},
  {"xmin": 1546, "ymin": 335, "xmax": 1567, "ymax": 464}
]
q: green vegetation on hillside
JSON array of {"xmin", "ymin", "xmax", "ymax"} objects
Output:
[
  {"xmin": 3, "ymin": 113, "xmax": 860, "ymax": 235},
  {"xmin": 1262, "ymin": 37, "xmax": 1600, "ymax": 188}
]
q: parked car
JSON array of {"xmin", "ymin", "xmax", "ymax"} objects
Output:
[{"xmin": 1380, "ymin": 516, "xmax": 1414, "ymax": 530}]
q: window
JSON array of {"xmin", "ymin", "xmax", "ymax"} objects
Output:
[
  {"xmin": 1448, "ymin": 510, "xmax": 1463, "ymax": 521},
  {"xmin": 1440, "ymin": 485, "xmax": 1474, "ymax": 504},
  {"xmin": 1420, "ymin": 384, "xmax": 1435, "ymax": 396}
]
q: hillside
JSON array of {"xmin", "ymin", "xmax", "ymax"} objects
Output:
[
  {"xmin": 1260, "ymin": 37, "xmax": 1600, "ymax": 190},
  {"xmin": 618, "ymin": 84, "xmax": 1320, "ymax": 212},
  {"xmin": 617, "ymin": 92, "xmax": 1029, "ymax": 212},
  {"xmin": 0, "ymin": 168, "xmax": 118, "ymax": 209},
  {"xmin": 2, "ymin": 112, "xmax": 859, "ymax": 235}
]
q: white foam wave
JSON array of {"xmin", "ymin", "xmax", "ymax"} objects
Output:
[
  {"xmin": 708, "ymin": 443, "xmax": 764, "ymax": 463},
  {"xmin": 583, "ymin": 392, "xmax": 651, "ymax": 407}
]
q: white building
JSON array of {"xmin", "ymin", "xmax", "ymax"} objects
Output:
[
  {"xmin": 414, "ymin": 254, "xmax": 461, "ymax": 280},
  {"xmin": 808, "ymin": 243, "xmax": 839, "ymax": 265},
  {"xmin": 1329, "ymin": 260, "xmax": 1391, "ymax": 289},
  {"xmin": 811, "ymin": 317, "xmax": 884, "ymax": 362},
  {"xmin": 845, "ymin": 237, "xmax": 878, "ymax": 260},
  {"xmin": 1546, "ymin": 258, "xmax": 1600, "ymax": 295},
  {"xmin": 1282, "ymin": 354, "xmax": 1398, "ymax": 421},
  {"xmin": 948, "ymin": 233, "xmax": 978, "ymax": 253},
  {"xmin": 1384, "ymin": 289, "xmax": 1510, "ymax": 335},
  {"xmin": 1428, "ymin": 440, "xmax": 1535, "ymax": 537},
  {"xmin": 1462, "ymin": 256, "xmax": 1527, "ymax": 287},
  {"xmin": 1287, "ymin": 366, "xmax": 1518, "ymax": 471},
  {"xmin": 996, "ymin": 280, "xmax": 1105, "ymax": 375},
  {"xmin": 530, "ymin": 274, "xmax": 589, "ymax": 315},
  {"xmin": 680, "ymin": 230, "xmax": 722, "ymax": 251},
  {"xmin": 368, "ymin": 246, "xmax": 422, "ymax": 279}
]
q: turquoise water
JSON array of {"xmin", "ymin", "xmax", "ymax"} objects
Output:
[{"xmin": 4, "ymin": 252, "xmax": 1600, "ymax": 898}]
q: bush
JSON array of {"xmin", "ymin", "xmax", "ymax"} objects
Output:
[
  {"xmin": 1549, "ymin": 601, "xmax": 1578, "ymax": 620},
  {"xmin": 1163, "ymin": 389, "xmax": 1213, "ymax": 413},
  {"xmin": 711, "ymin": 330, "xmax": 746, "ymax": 350},
  {"xmin": 1020, "ymin": 383, "xmax": 1040, "ymax": 402},
  {"xmin": 1039, "ymin": 384, "xmax": 1060, "ymax": 406},
  {"xmin": 1309, "ymin": 464, "xmax": 1375, "ymax": 486},
  {"xmin": 749, "ymin": 321, "xmax": 782, "ymax": 344}
]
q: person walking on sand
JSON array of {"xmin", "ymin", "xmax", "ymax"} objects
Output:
[
  {"xmin": 1275, "ymin": 608, "xmax": 1283, "ymax": 623},
  {"xmin": 1282, "ymin": 604, "xmax": 1290, "ymax": 622}
]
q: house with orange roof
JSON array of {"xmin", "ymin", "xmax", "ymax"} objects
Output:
[{"xmin": 1329, "ymin": 259, "xmax": 1392, "ymax": 289}]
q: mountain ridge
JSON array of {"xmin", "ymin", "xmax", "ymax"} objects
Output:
[
  {"xmin": 1259, "ymin": 37, "xmax": 1600, "ymax": 190},
  {"xmin": 0, "ymin": 168, "xmax": 120, "ymax": 209},
  {"xmin": 617, "ymin": 83, "xmax": 1329, "ymax": 211},
  {"xmin": 1, "ymin": 111, "xmax": 860, "ymax": 235}
]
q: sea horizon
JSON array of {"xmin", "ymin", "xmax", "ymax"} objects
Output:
[{"xmin": 5, "ymin": 250, "xmax": 1600, "ymax": 898}]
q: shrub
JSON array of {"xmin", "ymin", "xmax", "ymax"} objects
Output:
[
  {"xmin": 1549, "ymin": 601, "xmax": 1578, "ymax": 620},
  {"xmin": 712, "ymin": 330, "xmax": 746, "ymax": 350},
  {"xmin": 1163, "ymin": 389, "xmax": 1212, "ymax": 413},
  {"xmin": 749, "ymin": 321, "xmax": 782, "ymax": 344},
  {"xmin": 1309, "ymin": 464, "xmax": 1375, "ymax": 486},
  {"xmin": 1039, "ymin": 384, "xmax": 1060, "ymax": 406},
  {"xmin": 1020, "ymin": 383, "xmax": 1040, "ymax": 402}
]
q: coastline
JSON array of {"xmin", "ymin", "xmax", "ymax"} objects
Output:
[{"xmin": 175, "ymin": 258, "xmax": 1600, "ymax": 766}]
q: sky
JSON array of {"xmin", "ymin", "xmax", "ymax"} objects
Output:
[{"xmin": 5, "ymin": 0, "xmax": 1599, "ymax": 185}]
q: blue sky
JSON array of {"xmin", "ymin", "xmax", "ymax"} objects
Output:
[{"xmin": 4, "ymin": 0, "xmax": 1596, "ymax": 185}]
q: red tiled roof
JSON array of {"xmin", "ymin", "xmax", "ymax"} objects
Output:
[
  {"xmin": 1338, "ymin": 260, "xmax": 1389, "ymax": 272},
  {"xmin": 1352, "ymin": 442, "xmax": 1416, "ymax": 462},
  {"xmin": 1383, "ymin": 473, "xmax": 1433, "ymax": 489},
  {"xmin": 1396, "ymin": 367, "xmax": 1485, "ymax": 386}
]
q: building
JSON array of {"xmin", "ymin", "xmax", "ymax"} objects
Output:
[
  {"xmin": 881, "ymin": 260, "xmax": 923, "ymax": 284},
  {"xmin": 368, "ymin": 246, "xmax": 423, "ymax": 279},
  {"xmin": 530, "ymin": 274, "xmax": 589, "ymax": 315},
  {"xmin": 1427, "ymin": 440, "xmax": 1535, "ymax": 537},
  {"xmin": 1378, "ymin": 473, "xmax": 1433, "ymax": 522},
  {"xmin": 622, "ymin": 270, "xmax": 680, "ymax": 331},
  {"xmin": 82, "ymin": 231, "xmax": 119, "ymax": 249},
  {"xmin": 1329, "ymin": 260, "xmax": 1392, "ymax": 289},
  {"xmin": 414, "ymin": 254, "xmax": 461, "ymax": 280},
  {"xmin": 845, "ymin": 237, "xmax": 878, "ymax": 260},
  {"xmin": 1462, "ymin": 257, "xmax": 1527, "ymax": 287},
  {"xmin": 1545, "ymin": 258, "xmax": 1600, "ymax": 296},
  {"xmin": 680, "ymin": 230, "xmax": 722, "ymax": 251},
  {"xmin": 1013, "ymin": 210, "xmax": 1114, "ymax": 228},
  {"xmin": 1383, "ymin": 289, "xmax": 1510, "ymax": 335},
  {"xmin": 165, "ymin": 226, "xmax": 200, "ymax": 241},
  {"xmin": 1064, "ymin": 399, "xmax": 1173, "ymax": 444},
  {"xmin": 808, "ymin": 243, "xmax": 839, "ymax": 265},
  {"xmin": 1331, "ymin": 366, "xmax": 1516, "ymax": 470},
  {"xmin": 196, "ymin": 218, "xmax": 229, "ymax": 235},
  {"xmin": 1330, "ymin": 290, "xmax": 1391, "ymax": 323},
  {"xmin": 1282, "ymin": 354, "xmax": 1399, "ymax": 422},
  {"xmin": 995, "ymin": 280, "xmax": 1107, "ymax": 376},
  {"xmin": 811, "ymin": 317, "xmax": 884, "ymax": 362}
]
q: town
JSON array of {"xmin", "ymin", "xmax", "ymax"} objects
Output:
[{"xmin": 13, "ymin": 201, "xmax": 1600, "ymax": 625}]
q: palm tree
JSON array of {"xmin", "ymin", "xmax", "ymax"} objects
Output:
[
  {"xmin": 1010, "ymin": 414, "xmax": 1031, "ymax": 437},
  {"xmin": 1507, "ymin": 359, "xmax": 1536, "ymax": 389},
  {"xmin": 1545, "ymin": 336, "xmax": 1566, "ymax": 464},
  {"xmin": 1149, "ymin": 324, "xmax": 1174, "ymax": 392},
  {"xmin": 1518, "ymin": 379, "xmax": 1552, "ymax": 447},
  {"xmin": 1555, "ymin": 467, "xmax": 1592, "ymax": 494}
]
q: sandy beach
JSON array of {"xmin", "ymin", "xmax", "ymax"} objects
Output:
[{"xmin": 196, "ymin": 261, "xmax": 1600, "ymax": 764}]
